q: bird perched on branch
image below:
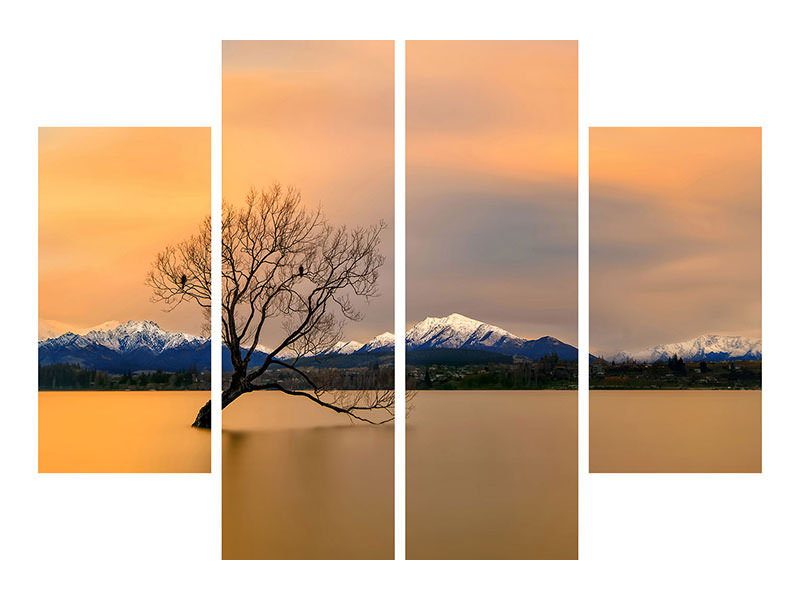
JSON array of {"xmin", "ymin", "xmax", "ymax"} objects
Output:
[
  {"xmin": 180, "ymin": 274, "xmax": 187, "ymax": 289},
  {"xmin": 298, "ymin": 265, "xmax": 304, "ymax": 277}
]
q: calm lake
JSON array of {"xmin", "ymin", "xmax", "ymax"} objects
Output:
[
  {"xmin": 222, "ymin": 391, "xmax": 394, "ymax": 560},
  {"xmin": 590, "ymin": 390, "xmax": 761, "ymax": 473},
  {"xmin": 406, "ymin": 390, "xmax": 578, "ymax": 560},
  {"xmin": 38, "ymin": 390, "xmax": 210, "ymax": 473}
]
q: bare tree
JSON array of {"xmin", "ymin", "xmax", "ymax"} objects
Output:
[{"xmin": 147, "ymin": 184, "xmax": 394, "ymax": 428}]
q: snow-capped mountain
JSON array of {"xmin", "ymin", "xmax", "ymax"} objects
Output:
[
  {"xmin": 324, "ymin": 314, "xmax": 577, "ymax": 360},
  {"xmin": 221, "ymin": 335, "xmax": 386, "ymax": 370},
  {"xmin": 310, "ymin": 313, "xmax": 549, "ymax": 357},
  {"xmin": 316, "ymin": 332, "xmax": 394, "ymax": 355},
  {"xmin": 40, "ymin": 315, "xmax": 577, "ymax": 372},
  {"xmin": 356, "ymin": 332, "xmax": 395, "ymax": 353},
  {"xmin": 39, "ymin": 321, "xmax": 209, "ymax": 372},
  {"xmin": 40, "ymin": 320, "xmax": 205, "ymax": 353},
  {"xmin": 609, "ymin": 334, "xmax": 762, "ymax": 363},
  {"xmin": 406, "ymin": 313, "xmax": 525, "ymax": 352},
  {"xmin": 329, "ymin": 340, "xmax": 364, "ymax": 355},
  {"xmin": 404, "ymin": 313, "xmax": 577, "ymax": 360}
]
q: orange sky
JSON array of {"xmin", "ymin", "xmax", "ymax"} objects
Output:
[
  {"xmin": 222, "ymin": 41, "xmax": 394, "ymax": 342},
  {"xmin": 406, "ymin": 41, "xmax": 578, "ymax": 343},
  {"xmin": 590, "ymin": 127, "xmax": 761, "ymax": 354},
  {"xmin": 38, "ymin": 127, "xmax": 210, "ymax": 337}
]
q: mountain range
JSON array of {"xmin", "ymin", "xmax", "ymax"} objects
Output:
[
  {"xmin": 403, "ymin": 313, "xmax": 578, "ymax": 360},
  {"xmin": 38, "ymin": 319, "xmax": 124, "ymax": 341},
  {"xmin": 606, "ymin": 334, "xmax": 762, "ymax": 363},
  {"xmin": 38, "ymin": 320, "xmax": 210, "ymax": 373},
  {"xmin": 38, "ymin": 314, "xmax": 580, "ymax": 372},
  {"xmin": 265, "ymin": 312, "xmax": 576, "ymax": 365},
  {"xmin": 40, "ymin": 315, "xmax": 755, "ymax": 372}
]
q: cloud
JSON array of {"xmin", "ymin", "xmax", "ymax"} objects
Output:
[
  {"xmin": 589, "ymin": 128, "xmax": 761, "ymax": 354},
  {"xmin": 39, "ymin": 128, "xmax": 210, "ymax": 336},
  {"xmin": 407, "ymin": 169, "xmax": 577, "ymax": 344},
  {"xmin": 406, "ymin": 41, "xmax": 578, "ymax": 344}
]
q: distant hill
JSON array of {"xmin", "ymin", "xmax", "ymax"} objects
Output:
[
  {"xmin": 222, "ymin": 347, "xmax": 393, "ymax": 371},
  {"xmin": 407, "ymin": 347, "xmax": 514, "ymax": 366}
]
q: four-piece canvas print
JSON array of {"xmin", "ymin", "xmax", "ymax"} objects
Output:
[{"xmin": 36, "ymin": 42, "xmax": 762, "ymax": 558}]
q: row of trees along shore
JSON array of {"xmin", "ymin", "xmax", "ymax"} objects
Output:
[
  {"xmin": 590, "ymin": 355, "xmax": 761, "ymax": 389},
  {"xmin": 407, "ymin": 354, "xmax": 577, "ymax": 390},
  {"xmin": 39, "ymin": 363, "xmax": 209, "ymax": 391}
]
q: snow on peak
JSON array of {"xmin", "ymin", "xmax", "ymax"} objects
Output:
[
  {"xmin": 358, "ymin": 332, "xmax": 395, "ymax": 353},
  {"xmin": 330, "ymin": 340, "xmax": 364, "ymax": 355},
  {"xmin": 406, "ymin": 313, "xmax": 523, "ymax": 351},
  {"xmin": 258, "ymin": 331, "xmax": 395, "ymax": 356},
  {"xmin": 610, "ymin": 334, "xmax": 762, "ymax": 363},
  {"xmin": 38, "ymin": 320, "xmax": 206, "ymax": 354}
]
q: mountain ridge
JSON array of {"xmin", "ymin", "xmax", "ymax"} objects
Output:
[
  {"xmin": 607, "ymin": 334, "xmax": 762, "ymax": 363},
  {"xmin": 312, "ymin": 313, "xmax": 577, "ymax": 360},
  {"xmin": 402, "ymin": 313, "xmax": 578, "ymax": 360},
  {"xmin": 38, "ymin": 314, "xmax": 584, "ymax": 372},
  {"xmin": 42, "ymin": 318, "xmax": 755, "ymax": 369},
  {"xmin": 38, "ymin": 320, "xmax": 210, "ymax": 373}
]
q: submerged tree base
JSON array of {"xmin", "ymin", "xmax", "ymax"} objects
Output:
[{"xmin": 192, "ymin": 400, "xmax": 211, "ymax": 429}]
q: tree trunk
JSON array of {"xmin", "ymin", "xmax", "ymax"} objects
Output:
[
  {"xmin": 192, "ymin": 400, "xmax": 211, "ymax": 429},
  {"xmin": 190, "ymin": 385, "xmax": 245, "ymax": 428},
  {"xmin": 221, "ymin": 385, "xmax": 244, "ymax": 410}
]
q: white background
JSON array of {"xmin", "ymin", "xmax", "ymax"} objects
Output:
[{"xmin": 1, "ymin": 1, "xmax": 798, "ymax": 598}]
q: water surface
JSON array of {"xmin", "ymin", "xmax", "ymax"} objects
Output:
[
  {"xmin": 590, "ymin": 390, "xmax": 761, "ymax": 472},
  {"xmin": 222, "ymin": 391, "xmax": 394, "ymax": 559},
  {"xmin": 406, "ymin": 390, "xmax": 577, "ymax": 560},
  {"xmin": 39, "ymin": 390, "xmax": 210, "ymax": 473}
]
